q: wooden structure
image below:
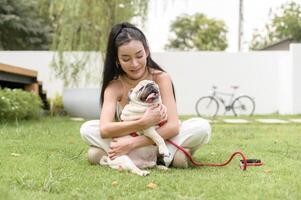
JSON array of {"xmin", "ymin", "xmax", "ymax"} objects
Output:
[{"xmin": 0, "ymin": 63, "xmax": 49, "ymax": 109}]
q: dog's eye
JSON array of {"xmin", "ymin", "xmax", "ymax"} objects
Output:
[{"xmin": 138, "ymin": 86, "xmax": 144, "ymax": 92}]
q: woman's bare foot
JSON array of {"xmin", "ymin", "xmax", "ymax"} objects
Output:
[
  {"xmin": 87, "ymin": 146, "xmax": 106, "ymax": 165},
  {"xmin": 171, "ymin": 148, "xmax": 191, "ymax": 168}
]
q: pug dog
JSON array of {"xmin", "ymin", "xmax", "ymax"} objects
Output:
[{"xmin": 99, "ymin": 80, "xmax": 172, "ymax": 176}]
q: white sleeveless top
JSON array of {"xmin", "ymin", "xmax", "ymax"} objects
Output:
[{"xmin": 115, "ymin": 102, "xmax": 123, "ymax": 122}]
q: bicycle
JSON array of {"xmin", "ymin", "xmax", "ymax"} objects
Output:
[{"xmin": 195, "ymin": 85, "xmax": 255, "ymax": 117}]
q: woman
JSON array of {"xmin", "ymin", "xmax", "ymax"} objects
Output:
[{"xmin": 80, "ymin": 22, "xmax": 211, "ymax": 168}]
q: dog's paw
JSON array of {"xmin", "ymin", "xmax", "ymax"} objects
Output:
[
  {"xmin": 156, "ymin": 165, "xmax": 169, "ymax": 170},
  {"xmin": 139, "ymin": 170, "xmax": 150, "ymax": 176},
  {"xmin": 163, "ymin": 153, "xmax": 173, "ymax": 167},
  {"xmin": 157, "ymin": 152, "xmax": 172, "ymax": 167},
  {"xmin": 159, "ymin": 151, "xmax": 172, "ymax": 167},
  {"xmin": 158, "ymin": 146, "xmax": 170, "ymax": 156}
]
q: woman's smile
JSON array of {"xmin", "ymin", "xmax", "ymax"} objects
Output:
[
  {"xmin": 128, "ymin": 67, "xmax": 147, "ymax": 80},
  {"xmin": 130, "ymin": 67, "xmax": 142, "ymax": 74}
]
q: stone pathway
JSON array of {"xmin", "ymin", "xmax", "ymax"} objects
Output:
[
  {"xmin": 210, "ymin": 118, "xmax": 301, "ymax": 124},
  {"xmin": 255, "ymin": 119, "xmax": 289, "ymax": 124},
  {"xmin": 70, "ymin": 117, "xmax": 85, "ymax": 121},
  {"xmin": 223, "ymin": 119, "xmax": 250, "ymax": 124},
  {"xmin": 288, "ymin": 119, "xmax": 301, "ymax": 123}
]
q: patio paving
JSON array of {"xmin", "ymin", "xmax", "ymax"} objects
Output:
[
  {"xmin": 222, "ymin": 119, "xmax": 251, "ymax": 124},
  {"xmin": 288, "ymin": 118, "xmax": 301, "ymax": 123},
  {"xmin": 70, "ymin": 117, "xmax": 85, "ymax": 121},
  {"xmin": 206, "ymin": 119, "xmax": 220, "ymax": 124},
  {"xmin": 255, "ymin": 119, "xmax": 289, "ymax": 124},
  {"xmin": 204, "ymin": 118, "xmax": 301, "ymax": 124}
]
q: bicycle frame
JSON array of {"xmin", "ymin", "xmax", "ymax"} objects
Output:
[
  {"xmin": 210, "ymin": 88, "xmax": 237, "ymax": 112},
  {"xmin": 195, "ymin": 86, "xmax": 255, "ymax": 117}
]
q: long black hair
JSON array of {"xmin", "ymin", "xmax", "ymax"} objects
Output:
[{"xmin": 100, "ymin": 22, "xmax": 174, "ymax": 107}]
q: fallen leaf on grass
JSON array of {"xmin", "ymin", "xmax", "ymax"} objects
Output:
[
  {"xmin": 11, "ymin": 153, "xmax": 21, "ymax": 157},
  {"xmin": 147, "ymin": 182, "xmax": 157, "ymax": 189},
  {"xmin": 112, "ymin": 181, "xmax": 118, "ymax": 186}
]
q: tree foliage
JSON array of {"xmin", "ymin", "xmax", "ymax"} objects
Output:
[
  {"xmin": 49, "ymin": 0, "xmax": 148, "ymax": 52},
  {"xmin": 250, "ymin": 1, "xmax": 301, "ymax": 50},
  {"xmin": 48, "ymin": 0, "xmax": 148, "ymax": 87},
  {"xmin": 165, "ymin": 13, "xmax": 228, "ymax": 51},
  {"xmin": 0, "ymin": 0, "xmax": 52, "ymax": 50}
]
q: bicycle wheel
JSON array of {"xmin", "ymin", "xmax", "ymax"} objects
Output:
[
  {"xmin": 195, "ymin": 96, "xmax": 219, "ymax": 117},
  {"xmin": 232, "ymin": 95, "xmax": 255, "ymax": 116}
]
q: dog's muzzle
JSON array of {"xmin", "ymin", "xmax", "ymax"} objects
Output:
[{"xmin": 140, "ymin": 83, "xmax": 159, "ymax": 103}]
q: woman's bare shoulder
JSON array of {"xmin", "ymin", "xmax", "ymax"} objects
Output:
[
  {"xmin": 106, "ymin": 79, "xmax": 122, "ymax": 89},
  {"xmin": 151, "ymin": 69, "xmax": 171, "ymax": 83},
  {"xmin": 105, "ymin": 79, "xmax": 123, "ymax": 99}
]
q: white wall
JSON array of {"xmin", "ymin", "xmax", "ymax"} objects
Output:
[
  {"xmin": 1, "ymin": 45, "xmax": 300, "ymax": 115},
  {"xmin": 291, "ymin": 44, "xmax": 301, "ymax": 114},
  {"xmin": 278, "ymin": 53, "xmax": 293, "ymax": 114},
  {"xmin": 153, "ymin": 51, "xmax": 289, "ymax": 115}
]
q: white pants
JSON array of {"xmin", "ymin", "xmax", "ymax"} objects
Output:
[{"xmin": 80, "ymin": 118, "xmax": 211, "ymax": 166}]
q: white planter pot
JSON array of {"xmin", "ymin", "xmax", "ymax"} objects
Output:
[{"xmin": 63, "ymin": 88, "xmax": 100, "ymax": 119}]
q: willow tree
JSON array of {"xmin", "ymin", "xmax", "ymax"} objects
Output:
[{"xmin": 48, "ymin": 0, "xmax": 148, "ymax": 87}]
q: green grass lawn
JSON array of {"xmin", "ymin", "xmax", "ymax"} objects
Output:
[{"xmin": 0, "ymin": 116, "xmax": 300, "ymax": 200}]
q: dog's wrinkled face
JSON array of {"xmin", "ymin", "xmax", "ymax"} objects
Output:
[{"xmin": 129, "ymin": 80, "xmax": 160, "ymax": 103}]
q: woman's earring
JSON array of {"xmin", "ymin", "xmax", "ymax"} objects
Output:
[
  {"xmin": 115, "ymin": 61, "xmax": 120, "ymax": 69},
  {"xmin": 115, "ymin": 61, "xmax": 122, "ymax": 72}
]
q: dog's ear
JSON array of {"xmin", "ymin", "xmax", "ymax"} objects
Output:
[{"xmin": 127, "ymin": 89, "xmax": 133, "ymax": 101}]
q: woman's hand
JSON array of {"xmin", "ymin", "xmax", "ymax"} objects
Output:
[
  {"xmin": 108, "ymin": 137, "xmax": 135, "ymax": 160},
  {"xmin": 140, "ymin": 104, "xmax": 167, "ymax": 128},
  {"xmin": 159, "ymin": 104, "xmax": 168, "ymax": 124}
]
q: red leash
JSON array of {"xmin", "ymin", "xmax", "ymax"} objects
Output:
[
  {"xmin": 167, "ymin": 139, "xmax": 263, "ymax": 170},
  {"xmin": 130, "ymin": 121, "xmax": 262, "ymax": 170}
]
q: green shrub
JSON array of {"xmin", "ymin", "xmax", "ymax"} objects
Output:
[
  {"xmin": 0, "ymin": 88, "xmax": 43, "ymax": 121},
  {"xmin": 50, "ymin": 94, "xmax": 66, "ymax": 116}
]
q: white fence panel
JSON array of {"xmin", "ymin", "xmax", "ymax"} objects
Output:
[
  {"xmin": 1, "ymin": 44, "xmax": 300, "ymax": 115},
  {"xmin": 153, "ymin": 51, "xmax": 289, "ymax": 115}
]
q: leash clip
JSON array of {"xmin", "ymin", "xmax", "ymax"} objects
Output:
[{"xmin": 240, "ymin": 159, "xmax": 263, "ymax": 170}]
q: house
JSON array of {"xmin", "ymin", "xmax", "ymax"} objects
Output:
[
  {"xmin": 0, "ymin": 63, "xmax": 49, "ymax": 109},
  {"xmin": 260, "ymin": 38, "xmax": 293, "ymax": 51}
]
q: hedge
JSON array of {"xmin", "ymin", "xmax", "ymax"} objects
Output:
[{"xmin": 0, "ymin": 88, "xmax": 43, "ymax": 121}]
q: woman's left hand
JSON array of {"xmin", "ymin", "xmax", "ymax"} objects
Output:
[
  {"xmin": 108, "ymin": 137, "xmax": 134, "ymax": 160},
  {"xmin": 158, "ymin": 104, "xmax": 168, "ymax": 124}
]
